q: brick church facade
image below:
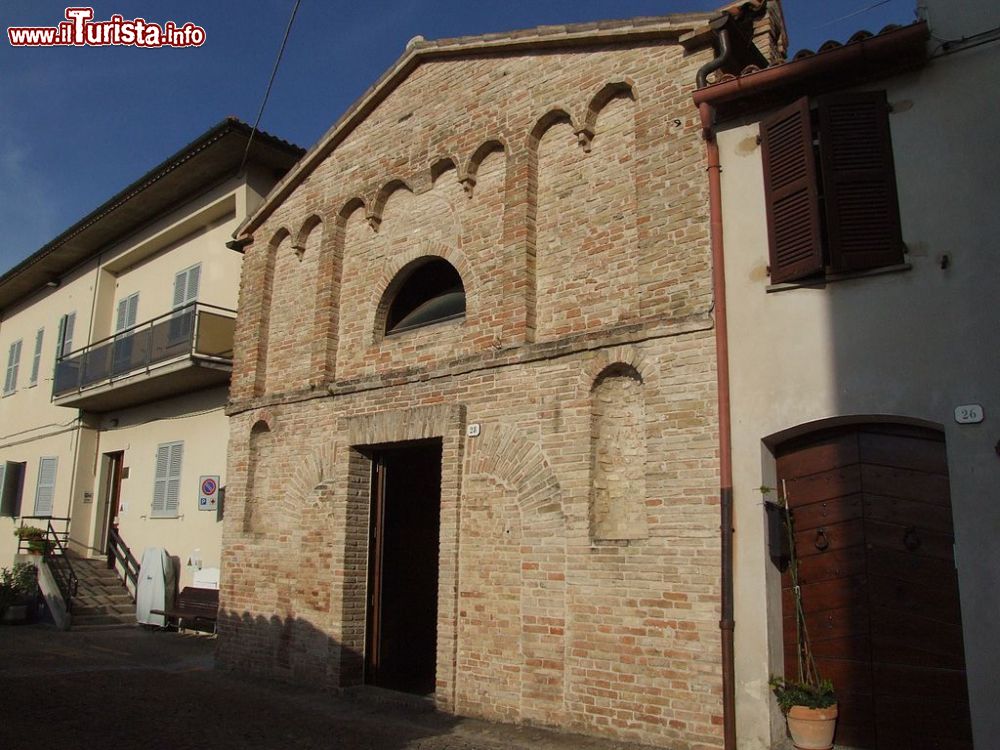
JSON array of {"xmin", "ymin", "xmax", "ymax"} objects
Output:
[{"xmin": 218, "ymin": 9, "xmax": 781, "ymax": 749}]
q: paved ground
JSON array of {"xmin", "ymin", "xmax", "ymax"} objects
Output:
[{"xmin": 0, "ymin": 624, "xmax": 654, "ymax": 750}]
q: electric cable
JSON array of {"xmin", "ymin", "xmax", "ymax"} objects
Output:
[{"xmin": 238, "ymin": 0, "xmax": 302, "ymax": 175}]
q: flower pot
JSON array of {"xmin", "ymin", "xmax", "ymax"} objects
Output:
[{"xmin": 786, "ymin": 703, "xmax": 838, "ymax": 750}]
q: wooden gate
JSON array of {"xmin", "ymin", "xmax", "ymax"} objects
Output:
[{"xmin": 776, "ymin": 424, "xmax": 972, "ymax": 749}]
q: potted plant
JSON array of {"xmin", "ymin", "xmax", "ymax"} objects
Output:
[
  {"xmin": 765, "ymin": 488, "xmax": 838, "ymax": 750},
  {"xmin": 14, "ymin": 525, "xmax": 51, "ymax": 554},
  {"xmin": 0, "ymin": 563, "xmax": 40, "ymax": 624}
]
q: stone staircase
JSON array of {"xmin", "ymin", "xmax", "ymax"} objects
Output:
[{"xmin": 68, "ymin": 554, "xmax": 136, "ymax": 631}]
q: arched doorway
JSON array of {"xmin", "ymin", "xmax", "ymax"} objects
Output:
[{"xmin": 776, "ymin": 423, "xmax": 972, "ymax": 749}]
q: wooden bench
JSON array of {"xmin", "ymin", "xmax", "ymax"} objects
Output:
[{"xmin": 151, "ymin": 586, "xmax": 219, "ymax": 632}]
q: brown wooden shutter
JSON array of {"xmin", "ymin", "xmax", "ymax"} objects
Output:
[
  {"xmin": 761, "ymin": 97, "xmax": 825, "ymax": 283},
  {"xmin": 818, "ymin": 91, "xmax": 903, "ymax": 272}
]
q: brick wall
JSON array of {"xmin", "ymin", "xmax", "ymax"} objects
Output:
[{"xmin": 220, "ymin": 32, "xmax": 722, "ymax": 750}]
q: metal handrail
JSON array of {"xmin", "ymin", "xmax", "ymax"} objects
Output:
[
  {"xmin": 44, "ymin": 520, "xmax": 79, "ymax": 613},
  {"xmin": 107, "ymin": 525, "xmax": 139, "ymax": 598},
  {"xmin": 61, "ymin": 301, "xmax": 236, "ymax": 357},
  {"xmin": 14, "ymin": 516, "xmax": 78, "ymax": 614},
  {"xmin": 15, "ymin": 515, "xmax": 70, "ymax": 554},
  {"xmin": 51, "ymin": 301, "xmax": 237, "ymax": 398}
]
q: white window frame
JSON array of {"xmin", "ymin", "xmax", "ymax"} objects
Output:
[
  {"xmin": 151, "ymin": 441, "xmax": 184, "ymax": 518},
  {"xmin": 4, "ymin": 339, "xmax": 23, "ymax": 395},
  {"xmin": 34, "ymin": 457, "xmax": 58, "ymax": 516}
]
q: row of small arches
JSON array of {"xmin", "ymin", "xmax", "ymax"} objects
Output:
[{"xmin": 266, "ymin": 78, "xmax": 637, "ymax": 250}]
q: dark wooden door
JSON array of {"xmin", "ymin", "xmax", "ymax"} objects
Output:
[
  {"xmin": 365, "ymin": 441, "xmax": 442, "ymax": 695},
  {"xmin": 777, "ymin": 425, "xmax": 972, "ymax": 750}
]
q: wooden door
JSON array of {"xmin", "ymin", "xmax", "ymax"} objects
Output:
[
  {"xmin": 100, "ymin": 451, "xmax": 124, "ymax": 559},
  {"xmin": 365, "ymin": 441, "xmax": 442, "ymax": 695},
  {"xmin": 777, "ymin": 425, "xmax": 972, "ymax": 749}
]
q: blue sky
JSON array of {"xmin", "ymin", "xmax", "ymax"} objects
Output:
[{"xmin": 0, "ymin": 1, "xmax": 917, "ymax": 272}]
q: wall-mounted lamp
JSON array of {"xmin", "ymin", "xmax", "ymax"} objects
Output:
[{"xmin": 45, "ymin": 278, "xmax": 60, "ymax": 288}]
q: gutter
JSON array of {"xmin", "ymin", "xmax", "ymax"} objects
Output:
[
  {"xmin": 695, "ymin": 23, "xmax": 737, "ymax": 750},
  {"xmin": 693, "ymin": 21, "xmax": 929, "ymax": 116}
]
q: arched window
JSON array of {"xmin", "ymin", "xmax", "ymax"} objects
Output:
[{"xmin": 385, "ymin": 258, "xmax": 466, "ymax": 335}]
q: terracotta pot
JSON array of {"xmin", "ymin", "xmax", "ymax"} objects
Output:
[{"xmin": 786, "ymin": 703, "xmax": 838, "ymax": 750}]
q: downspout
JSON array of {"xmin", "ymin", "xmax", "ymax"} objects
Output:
[{"xmin": 695, "ymin": 23, "xmax": 737, "ymax": 750}]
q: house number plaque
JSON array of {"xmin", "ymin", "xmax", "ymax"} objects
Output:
[{"xmin": 954, "ymin": 404, "xmax": 984, "ymax": 424}]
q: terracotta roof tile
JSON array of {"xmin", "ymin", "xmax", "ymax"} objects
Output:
[{"xmin": 706, "ymin": 21, "xmax": 924, "ymax": 85}]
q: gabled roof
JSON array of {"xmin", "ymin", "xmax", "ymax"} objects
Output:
[
  {"xmin": 235, "ymin": 11, "xmax": 721, "ymax": 242},
  {"xmin": 0, "ymin": 118, "xmax": 304, "ymax": 312}
]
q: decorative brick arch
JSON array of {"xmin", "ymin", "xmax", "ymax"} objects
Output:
[
  {"xmin": 581, "ymin": 344, "xmax": 652, "ymax": 392},
  {"xmin": 293, "ymin": 214, "xmax": 323, "ymax": 256},
  {"xmin": 578, "ymin": 79, "xmax": 637, "ymax": 151},
  {"xmin": 464, "ymin": 422, "xmax": 564, "ymax": 529},
  {"xmin": 368, "ymin": 241, "xmax": 478, "ymax": 345},
  {"xmin": 368, "ymin": 178, "xmax": 415, "ymax": 232},
  {"xmin": 249, "ymin": 226, "xmax": 293, "ymax": 396},
  {"xmin": 460, "ymin": 139, "xmax": 506, "ymax": 196},
  {"xmin": 462, "ymin": 422, "xmax": 567, "ymax": 720},
  {"xmin": 430, "ymin": 155, "xmax": 460, "ymax": 184},
  {"xmin": 274, "ymin": 442, "xmax": 337, "ymax": 518}
]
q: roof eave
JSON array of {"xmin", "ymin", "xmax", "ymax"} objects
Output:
[
  {"xmin": 0, "ymin": 120, "xmax": 304, "ymax": 312},
  {"xmin": 693, "ymin": 21, "xmax": 929, "ymax": 121}
]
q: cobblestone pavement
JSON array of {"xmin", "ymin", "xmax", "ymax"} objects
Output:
[{"xmin": 0, "ymin": 625, "xmax": 656, "ymax": 750}]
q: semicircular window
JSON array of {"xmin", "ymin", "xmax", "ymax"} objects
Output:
[{"xmin": 385, "ymin": 258, "xmax": 466, "ymax": 335}]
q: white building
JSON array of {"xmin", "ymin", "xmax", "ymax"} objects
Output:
[
  {"xmin": 695, "ymin": 0, "xmax": 999, "ymax": 747},
  {"xmin": 0, "ymin": 119, "xmax": 302, "ymax": 599}
]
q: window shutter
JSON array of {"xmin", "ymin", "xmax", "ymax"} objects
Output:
[
  {"xmin": 30, "ymin": 328, "xmax": 44, "ymax": 385},
  {"xmin": 116, "ymin": 294, "xmax": 139, "ymax": 332},
  {"xmin": 173, "ymin": 266, "xmax": 199, "ymax": 309},
  {"xmin": 127, "ymin": 293, "xmax": 139, "ymax": 328},
  {"xmin": 34, "ymin": 457, "xmax": 57, "ymax": 515},
  {"xmin": 116, "ymin": 298, "xmax": 128, "ymax": 332},
  {"xmin": 152, "ymin": 445, "xmax": 169, "ymax": 516},
  {"xmin": 166, "ymin": 442, "xmax": 183, "ymax": 516},
  {"xmin": 58, "ymin": 312, "xmax": 76, "ymax": 358},
  {"xmin": 761, "ymin": 97, "xmax": 825, "ymax": 283},
  {"xmin": 172, "ymin": 272, "xmax": 187, "ymax": 309},
  {"xmin": 152, "ymin": 442, "xmax": 183, "ymax": 517},
  {"xmin": 4, "ymin": 340, "xmax": 22, "ymax": 394},
  {"xmin": 818, "ymin": 91, "xmax": 903, "ymax": 272},
  {"xmin": 186, "ymin": 265, "xmax": 201, "ymax": 304}
]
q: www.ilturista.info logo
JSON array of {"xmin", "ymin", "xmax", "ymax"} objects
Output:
[{"xmin": 8, "ymin": 7, "xmax": 206, "ymax": 48}]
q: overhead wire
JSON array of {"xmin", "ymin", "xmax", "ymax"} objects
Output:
[
  {"xmin": 810, "ymin": 0, "xmax": 894, "ymax": 30},
  {"xmin": 238, "ymin": 0, "xmax": 302, "ymax": 176}
]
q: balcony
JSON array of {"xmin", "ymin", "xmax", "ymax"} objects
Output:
[{"xmin": 52, "ymin": 302, "xmax": 236, "ymax": 412}]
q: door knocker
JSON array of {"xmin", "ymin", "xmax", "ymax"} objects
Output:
[{"xmin": 814, "ymin": 528, "xmax": 830, "ymax": 551}]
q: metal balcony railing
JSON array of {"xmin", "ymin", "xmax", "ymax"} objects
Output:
[{"xmin": 52, "ymin": 302, "xmax": 236, "ymax": 399}]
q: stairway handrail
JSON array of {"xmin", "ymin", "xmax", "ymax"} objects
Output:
[
  {"xmin": 43, "ymin": 520, "xmax": 79, "ymax": 613},
  {"xmin": 107, "ymin": 525, "xmax": 140, "ymax": 597}
]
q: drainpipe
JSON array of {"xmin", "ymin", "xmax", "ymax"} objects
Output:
[{"xmin": 695, "ymin": 23, "xmax": 737, "ymax": 750}]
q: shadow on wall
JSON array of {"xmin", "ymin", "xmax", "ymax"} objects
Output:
[{"xmin": 213, "ymin": 609, "xmax": 461, "ymax": 749}]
